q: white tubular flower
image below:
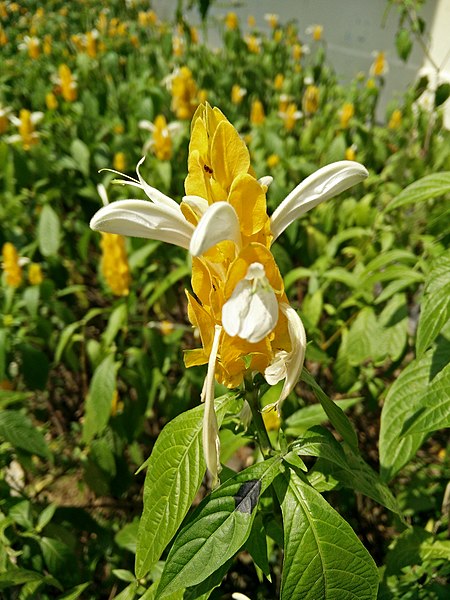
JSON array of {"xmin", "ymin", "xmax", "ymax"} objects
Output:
[
  {"xmin": 222, "ymin": 263, "xmax": 279, "ymax": 344},
  {"xmin": 264, "ymin": 303, "xmax": 307, "ymax": 415},
  {"xmin": 190, "ymin": 201, "xmax": 241, "ymax": 256},
  {"xmin": 202, "ymin": 325, "xmax": 223, "ymax": 487},
  {"xmin": 270, "ymin": 161, "xmax": 368, "ymax": 241}
]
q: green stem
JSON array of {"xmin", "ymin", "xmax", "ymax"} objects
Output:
[{"xmin": 245, "ymin": 381, "xmax": 273, "ymax": 458}]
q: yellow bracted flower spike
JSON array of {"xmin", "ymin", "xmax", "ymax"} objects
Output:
[
  {"xmin": 100, "ymin": 233, "xmax": 130, "ymax": 296},
  {"xmin": 28, "ymin": 263, "xmax": 43, "ymax": 285},
  {"xmin": 152, "ymin": 115, "xmax": 173, "ymax": 161},
  {"xmin": 170, "ymin": 66, "xmax": 198, "ymax": 120},
  {"xmin": 2, "ymin": 242, "xmax": 22, "ymax": 288}
]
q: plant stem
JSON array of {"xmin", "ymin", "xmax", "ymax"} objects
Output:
[{"xmin": 245, "ymin": 382, "xmax": 273, "ymax": 458}]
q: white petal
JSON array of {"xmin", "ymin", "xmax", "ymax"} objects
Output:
[
  {"xmin": 182, "ymin": 195, "xmax": 209, "ymax": 218},
  {"xmin": 89, "ymin": 199, "xmax": 195, "ymax": 249},
  {"xmin": 30, "ymin": 112, "xmax": 44, "ymax": 124},
  {"xmin": 222, "ymin": 263, "xmax": 279, "ymax": 344},
  {"xmin": 270, "ymin": 161, "xmax": 368, "ymax": 241},
  {"xmin": 138, "ymin": 120, "xmax": 155, "ymax": 131},
  {"xmin": 264, "ymin": 304, "xmax": 306, "ymax": 415},
  {"xmin": 258, "ymin": 175, "xmax": 273, "ymax": 188},
  {"xmin": 202, "ymin": 325, "xmax": 222, "ymax": 486},
  {"xmin": 190, "ymin": 201, "xmax": 241, "ymax": 256},
  {"xmin": 97, "ymin": 184, "xmax": 109, "ymax": 207},
  {"xmin": 135, "ymin": 157, "xmax": 183, "ymax": 212}
]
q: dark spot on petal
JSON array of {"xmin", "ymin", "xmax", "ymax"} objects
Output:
[
  {"xmin": 203, "ymin": 164, "xmax": 213, "ymax": 174},
  {"xmin": 234, "ymin": 479, "xmax": 261, "ymax": 514}
]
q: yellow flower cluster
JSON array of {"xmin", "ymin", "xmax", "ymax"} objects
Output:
[
  {"xmin": 2, "ymin": 243, "xmax": 22, "ymax": 288},
  {"xmin": 340, "ymin": 102, "xmax": 355, "ymax": 129},
  {"xmin": 152, "ymin": 115, "xmax": 173, "ymax": 161},
  {"xmin": 100, "ymin": 233, "xmax": 130, "ymax": 296},
  {"xmin": 58, "ymin": 64, "xmax": 77, "ymax": 102},
  {"xmin": 170, "ymin": 67, "xmax": 198, "ymax": 120},
  {"xmin": 250, "ymin": 99, "xmax": 265, "ymax": 125},
  {"xmin": 182, "ymin": 105, "xmax": 293, "ymax": 389},
  {"xmin": 302, "ymin": 85, "xmax": 319, "ymax": 115}
]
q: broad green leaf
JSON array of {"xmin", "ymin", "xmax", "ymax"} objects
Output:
[
  {"xmin": 135, "ymin": 394, "xmax": 242, "ymax": 579},
  {"xmin": 0, "ymin": 569, "xmax": 43, "ymax": 590},
  {"xmin": 416, "ymin": 253, "xmax": 450, "ymax": 356},
  {"xmin": 0, "ymin": 390, "xmax": 32, "ymax": 409},
  {"xmin": 284, "ymin": 267, "xmax": 312, "ymax": 292},
  {"xmin": 245, "ymin": 513, "xmax": 271, "ymax": 577},
  {"xmin": 39, "ymin": 537, "xmax": 74, "ymax": 576},
  {"xmin": 379, "ymin": 352, "xmax": 432, "ymax": 481},
  {"xmin": 345, "ymin": 307, "xmax": 379, "ymax": 365},
  {"xmin": 385, "ymin": 172, "xmax": 450, "ymax": 211},
  {"xmin": 291, "ymin": 427, "xmax": 401, "ymax": 514},
  {"xmin": 0, "ymin": 410, "xmax": 50, "ymax": 459},
  {"xmin": 115, "ymin": 518, "xmax": 139, "ymax": 554},
  {"xmin": 82, "ymin": 354, "xmax": 117, "ymax": 443},
  {"xmin": 36, "ymin": 503, "xmax": 57, "ymax": 532},
  {"xmin": 155, "ymin": 457, "xmax": 282, "ymax": 598},
  {"xmin": 274, "ymin": 468, "xmax": 378, "ymax": 600},
  {"xmin": 301, "ymin": 370, "xmax": 358, "ymax": 452},
  {"xmin": 38, "ymin": 204, "xmax": 61, "ymax": 257},
  {"xmin": 403, "ymin": 361, "xmax": 450, "ymax": 435},
  {"xmin": 285, "ymin": 397, "xmax": 362, "ymax": 436},
  {"xmin": 70, "ymin": 138, "xmax": 90, "ymax": 177}
]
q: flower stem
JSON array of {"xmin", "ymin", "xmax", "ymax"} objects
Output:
[{"xmin": 245, "ymin": 381, "xmax": 273, "ymax": 458}]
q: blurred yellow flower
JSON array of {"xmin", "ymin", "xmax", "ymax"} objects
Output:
[
  {"xmin": 247, "ymin": 15, "xmax": 256, "ymax": 27},
  {"xmin": 345, "ymin": 145, "xmax": 357, "ymax": 161},
  {"xmin": 340, "ymin": 102, "xmax": 355, "ymax": 129},
  {"xmin": 280, "ymin": 103, "xmax": 302, "ymax": 131},
  {"xmin": 190, "ymin": 26, "xmax": 199, "ymax": 44},
  {"xmin": 86, "ymin": 31, "xmax": 97, "ymax": 58},
  {"xmin": 111, "ymin": 389, "xmax": 124, "ymax": 416},
  {"xmin": 113, "ymin": 152, "xmax": 127, "ymax": 172},
  {"xmin": 370, "ymin": 51, "xmax": 388, "ymax": 77},
  {"xmin": 172, "ymin": 34, "xmax": 184, "ymax": 57},
  {"xmin": 262, "ymin": 407, "xmax": 281, "ymax": 431},
  {"xmin": 388, "ymin": 109, "xmax": 402, "ymax": 129},
  {"xmin": 100, "ymin": 233, "xmax": 130, "ymax": 296},
  {"xmin": 139, "ymin": 114, "xmax": 182, "ymax": 161},
  {"xmin": 28, "ymin": 263, "xmax": 43, "ymax": 285},
  {"xmin": 307, "ymin": 24, "xmax": 323, "ymax": 41},
  {"xmin": 25, "ymin": 36, "xmax": 40, "ymax": 59},
  {"xmin": 9, "ymin": 109, "xmax": 43, "ymax": 150},
  {"xmin": 231, "ymin": 84, "xmax": 246, "ymax": 105},
  {"xmin": 169, "ymin": 66, "xmax": 198, "ymax": 120},
  {"xmin": 366, "ymin": 78, "xmax": 377, "ymax": 90},
  {"xmin": 0, "ymin": 26, "xmax": 8, "ymax": 46},
  {"xmin": 2, "ymin": 243, "xmax": 22, "ymax": 288},
  {"xmin": 57, "ymin": 64, "xmax": 77, "ymax": 102},
  {"xmin": 292, "ymin": 43, "xmax": 303, "ymax": 61},
  {"xmin": 97, "ymin": 11, "xmax": 108, "ymax": 33},
  {"xmin": 250, "ymin": 99, "xmax": 265, "ymax": 124},
  {"xmin": 267, "ymin": 154, "xmax": 280, "ymax": 168},
  {"xmin": 198, "ymin": 89, "xmax": 208, "ymax": 104},
  {"xmin": 113, "ymin": 123, "xmax": 124, "ymax": 135},
  {"xmin": 160, "ymin": 320, "xmax": 175, "ymax": 336},
  {"xmin": 264, "ymin": 13, "xmax": 279, "ymax": 29},
  {"xmin": 0, "ymin": 105, "xmax": 12, "ymax": 134},
  {"xmin": 302, "ymin": 85, "xmax": 319, "ymax": 115},
  {"xmin": 274, "ymin": 73, "xmax": 284, "ymax": 90},
  {"xmin": 224, "ymin": 12, "xmax": 238, "ymax": 31},
  {"xmin": 45, "ymin": 92, "xmax": 58, "ymax": 110},
  {"xmin": 273, "ymin": 29, "xmax": 283, "ymax": 43},
  {"xmin": 245, "ymin": 35, "xmax": 261, "ymax": 54},
  {"xmin": 43, "ymin": 33, "xmax": 52, "ymax": 55}
]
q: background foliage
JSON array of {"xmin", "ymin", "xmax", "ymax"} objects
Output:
[{"xmin": 0, "ymin": 0, "xmax": 449, "ymax": 598}]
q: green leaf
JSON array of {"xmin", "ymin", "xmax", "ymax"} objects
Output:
[
  {"xmin": 403, "ymin": 361, "xmax": 450, "ymax": 435},
  {"xmin": 39, "ymin": 537, "xmax": 74, "ymax": 576},
  {"xmin": 293, "ymin": 427, "xmax": 401, "ymax": 514},
  {"xmin": 0, "ymin": 569, "xmax": 43, "ymax": 590},
  {"xmin": 0, "ymin": 410, "xmax": 50, "ymax": 459},
  {"xmin": 19, "ymin": 343, "xmax": 49, "ymax": 390},
  {"xmin": 82, "ymin": 354, "xmax": 117, "ymax": 443},
  {"xmin": 38, "ymin": 204, "xmax": 61, "ymax": 257},
  {"xmin": 70, "ymin": 139, "xmax": 90, "ymax": 177},
  {"xmin": 274, "ymin": 468, "xmax": 379, "ymax": 600},
  {"xmin": 115, "ymin": 518, "xmax": 139, "ymax": 554},
  {"xmin": 135, "ymin": 394, "xmax": 242, "ymax": 579},
  {"xmin": 147, "ymin": 264, "xmax": 191, "ymax": 309},
  {"xmin": 285, "ymin": 397, "xmax": 362, "ymax": 436},
  {"xmin": 36, "ymin": 503, "xmax": 57, "ymax": 532},
  {"xmin": 395, "ymin": 28, "xmax": 413, "ymax": 61},
  {"xmin": 0, "ymin": 329, "xmax": 6, "ymax": 381},
  {"xmin": 385, "ymin": 172, "xmax": 450, "ymax": 212},
  {"xmin": 416, "ymin": 253, "xmax": 450, "ymax": 356},
  {"xmin": 245, "ymin": 513, "xmax": 271, "ymax": 577},
  {"xmin": 58, "ymin": 583, "xmax": 91, "ymax": 600},
  {"xmin": 155, "ymin": 457, "xmax": 282, "ymax": 598},
  {"xmin": 435, "ymin": 83, "xmax": 450, "ymax": 107},
  {"xmin": 300, "ymin": 370, "xmax": 359, "ymax": 452},
  {"xmin": 102, "ymin": 303, "xmax": 128, "ymax": 348},
  {"xmin": 379, "ymin": 352, "xmax": 432, "ymax": 481}
]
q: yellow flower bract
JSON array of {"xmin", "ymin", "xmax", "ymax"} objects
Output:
[
  {"xmin": 2, "ymin": 243, "xmax": 22, "ymax": 288},
  {"xmin": 100, "ymin": 233, "xmax": 130, "ymax": 296},
  {"xmin": 183, "ymin": 104, "xmax": 293, "ymax": 388}
]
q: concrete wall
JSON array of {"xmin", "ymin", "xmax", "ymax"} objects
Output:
[{"xmin": 152, "ymin": 0, "xmax": 450, "ymax": 124}]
